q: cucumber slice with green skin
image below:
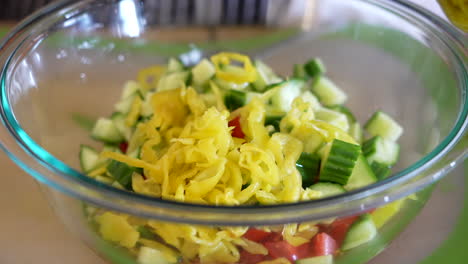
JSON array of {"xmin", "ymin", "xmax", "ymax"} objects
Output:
[
  {"xmin": 296, "ymin": 255, "xmax": 333, "ymax": 264},
  {"xmin": 296, "ymin": 152, "xmax": 321, "ymax": 188},
  {"xmin": 364, "ymin": 111, "xmax": 403, "ymax": 141},
  {"xmin": 342, "ymin": 213, "xmax": 377, "ymax": 251},
  {"xmin": 311, "ymin": 76, "xmax": 347, "ymax": 106},
  {"xmin": 114, "ymin": 92, "xmax": 142, "ymax": 114},
  {"xmin": 349, "ymin": 122, "xmax": 363, "ymax": 144},
  {"xmin": 304, "ymin": 58, "xmax": 326, "ymax": 79},
  {"xmin": 121, "ymin": 81, "xmax": 141, "ymax": 99},
  {"xmin": 167, "ymin": 57, "xmax": 185, "ymax": 73},
  {"xmin": 271, "ymin": 79, "xmax": 306, "ymax": 112},
  {"xmin": 224, "ymin": 89, "xmax": 246, "ymax": 111},
  {"xmin": 319, "ymin": 139, "xmax": 361, "ymax": 185},
  {"xmin": 138, "ymin": 246, "xmax": 173, "ymax": 264},
  {"xmin": 300, "ymin": 91, "xmax": 322, "ymax": 110},
  {"xmin": 309, "ymin": 182, "xmax": 346, "ymax": 198},
  {"xmin": 362, "ymin": 136, "xmax": 400, "ymax": 165},
  {"xmin": 91, "ymin": 118, "xmax": 125, "ymax": 144},
  {"xmin": 111, "ymin": 113, "xmax": 133, "ymax": 141},
  {"xmin": 293, "ymin": 64, "xmax": 307, "ymax": 79},
  {"xmin": 252, "ymin": 60, "xmax": 283, "ymax": 91},
  {"xmin": 330, "ymin": 105, "xmax": 356, "ymax": 123},
  {"xmin": 107, "ymin": 160, "xmax": 136, "ymax": 190},
  {"xmin": 344, "ymin": 155, "xmax": 378, "ymax": 190},
  {"xmin": 370, "ymin": 162, "xmax": 392, "ymax": 180},
  {"xmin": 264, "ymin": 113, "xmax": 285, "ymax": 132},
  {"xmin": 128, "ymin": 147, "xmax": 141, "ymax": 159},
  {"xmin": 191, "ymin": 59, "xmax": 216, "ymax": 86},
  {"xmin": 80, "ymin": 145, "xmax": 100, "ymax": 173},
  {"xmin": 315, "ymin": 107, "xmax": 350, "ymax": 132},
  {"xmin": 140, "ymin": 92, "xmax": 154, "ymax": 117},
  {"xmin": 158, "ymin": 71, "xmax": 190, "ymax": 91}
]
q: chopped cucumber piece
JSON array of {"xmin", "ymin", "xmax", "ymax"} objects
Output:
[
  {"xmin": 79, "ymin": 145, "xmax": 100, "ymax": 173},
  {"xmin": 293, "ymin": 64, "xmax": 307, "ymax": 79},
  {"xmin": 300, "ymin": 91, "xmax": 321, "ymax": 110},
  {"xmin": 128, "ymin": 147, "xmax": 141, "ymax": 159},
  {"xmin": 265, "ymin": 113, "xmax": 285, "ymax": 132},
  {"xmin": 349, "ymin": 122, "xmax": 363, "ymax": 144},
  {"xmin": 362, "ymin": 136, "xmax": 400, "ymax": 165},
  {"xmin": 304, "ymin": 58, "xmax": 326, "ymax": 78},
  {"xmin": 252, "ymin": 60, "xmax": 282, "ymax": 91},
  {"xmin": 364, "ymin": 111, "xmax": 403, "ymax": 141},
  {"xmin": 223, "ymin": 90, "xmax": 260, "ymax": 111},
  {"xmin": 315, "ymin": 107, "xmax": 350, "ymax": 132},
  {"xmin": 344, "ymin": 155, "xmax": 378, "ymax": 190},
  {"xmin": 296, "ymin": 152, "xmax": 321, "ymax": 188},
  {"xmin": 320, "ymin": 139, "xmax": 361, "ymax": 185},
  {"xmin": 309, "ymin": 182, "xmax": 346, "ymax": 198},
  {"xmin": 121, "ymin": 81, "xmax": 141, "ymax": 99},
  {"xmin": 115, "ymin": 93, "xmax": 141, "ymax": 114},
  {"xmin": 370, "ymin": 162, "xmax": 392, "ymax": 180},
  {"xmin": 158, "ymin": 71, "xmax": 190, "ymax": 91},
  {"xmin": 342, "ymin": 214, "xmax": 377, "ymax": 251},
  {"xmin": 296, "ymin": 255, "xmax": 333, "ymax": 264},
  {"xmin": 138, "ymin": 246, "xmax": 172, "ymax": 264},
  {"xmin": 111, "ymin": 113, "xmax": 133, "ymax": 141},
  {"xmin": 271, "ymin": 79, "xmax": 305, "ymax": 112},
  {"xmin": 330, "ymin": 105, "xmax": 356, "ymax": 123},
  {"xmin": 192, "ymin": 59, "xmax": 215, "ymax": 86},
  {"xmin": 140, "ymin": 92, "xmax": 154, "ymax": 117},
  {"xmin": 107, "ymin": 160, "xmax": 136, "ymax": 190},
  {"xmin": 312, "ymin": 76, "xmax": 347, "ymax": 106},
  {"xmin": 167, "ymin": 57, "xmax": 185, "ymax": 73},
  {"xmin": 91, "ymin": 118, "xmax": 124, "ymax": 144}
]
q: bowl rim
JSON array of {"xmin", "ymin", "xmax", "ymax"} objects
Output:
[{"xmin": 0, "ymin": 0, "xmax": 467, "ymax": 225}]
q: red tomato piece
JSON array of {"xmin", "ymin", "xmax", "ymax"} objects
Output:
[
  {"xmin": 326, "ymin": 215, "xmax": 359, "ymax": 246},
  {"xmin": 239, "ymin": 250, "xmax": 267, "ymax": 264},
  {"xmin": 310, "ymin": 232, "xmax": 337, "ymax": 256},
  {"xmin": 119, "ymin": 141, "xmax": 128, "ymax": 153},
  {"xmin": 243, "ymin": 228, "xmax": 271, "ymax": 242},
  {"xmin": 228, "ymin": 116, "xmax": 245, "ymax": 138},
  {"xmin": 266, "ymin": 232, "xmax": 283, "ymax": 242},
  {"xmin": 264, "ymin": 241, "xmax": 300, "ymax": 262},
  {"xmin": 295, "ymin": 242, "xmax": 312, "ymax": 259}
]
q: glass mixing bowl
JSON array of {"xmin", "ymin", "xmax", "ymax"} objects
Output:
[{"xmin": 0, "ymin": 0, "xmax": 466, "ymax": 263}]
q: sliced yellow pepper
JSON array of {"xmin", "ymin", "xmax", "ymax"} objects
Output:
[
  {"xmin": 211, "ymin": 52, "xmax": 257, "ymax": 84},
  {"xmin": 137, "ymin": 65, "xmax": 166, "ymax": 91}
]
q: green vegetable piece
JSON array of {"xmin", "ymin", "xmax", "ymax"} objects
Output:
[
  {"xmin": 370, "ymin": 162, "xmax": 392, "ymax": 180},
  {"xmin": 319, "ymin": 139, "xmax": 361, "ymax": 185},
  {"xmin": 296, "ymin": 152, "xmax": 321, "ymax": 188},
  {"xmin": 224, "ymin": 89, "xmax": 247, "ymax": 111},
  {"xmin": 107, "ymin": 160, "xmax": 136, "ymax": 190},
  {"xmin": 304, "ymin": 58, "xmax": 326, "ymax": 78}
]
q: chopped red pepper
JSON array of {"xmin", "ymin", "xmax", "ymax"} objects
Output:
[
  {"xmin": 264, "ymin": 240, "xmax": 300, "ymax": 262},
  {"xmin": 119, "ymin": 141, "xmax": 128, "ymax": 153},
  {"xmin": 228, "ymin": 116, "xmax": 245, "ymax": 138},
  {"xmin": 243, "ymin": 228, "xmax": 271, "ymax": 243},
  {"xmin": 326, "ymin": 215, "xmax": 359, "ymax": 246},
  {"xmin": 239, "ymin": 250, "xmax": 267, "ymax": 264},
  {"xmin": 310, "ymin": 232, "xmax": 337, "ymax": 256}
]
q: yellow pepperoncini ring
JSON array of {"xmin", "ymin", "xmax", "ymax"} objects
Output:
[
  {"xmin": 210, "ymin": 52, "xmax": 257, "ymax": 84},
  {"xmin": 137, "ymin": 65, "xmax": 166, "ymax": 91}
]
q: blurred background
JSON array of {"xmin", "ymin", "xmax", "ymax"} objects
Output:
[{"xmin": 0, "ymin": 0, "xmax": 448, "ymax": 26}]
